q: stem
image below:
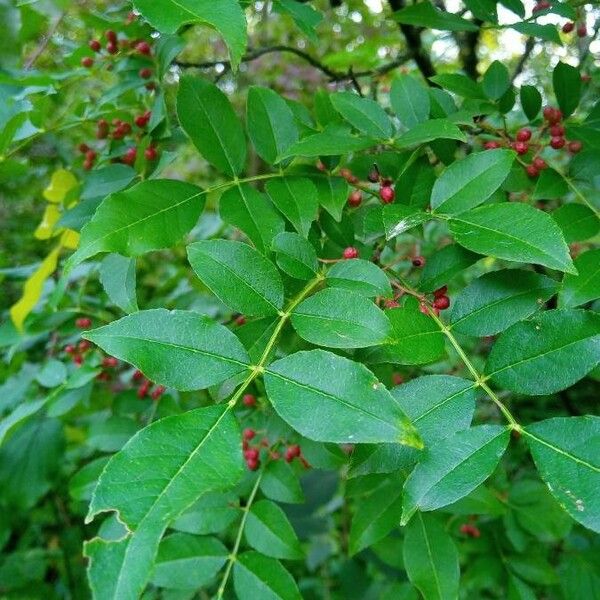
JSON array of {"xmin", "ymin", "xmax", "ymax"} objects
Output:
[
  {"xmin": 216, "ymin": 470, "xmax": 264, "ymax": 599},
  {"xmin": 387, "ymin": 272, "xmax": 520, "ymax": 428}
]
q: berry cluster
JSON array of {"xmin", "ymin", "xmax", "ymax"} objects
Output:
[
  {"xmin": 132, "ymin": 369, "xmax": 166, "ymax": 400},
  {"xmin": 419, "ymin": 285, "xmax": 450, "ymax": 316},
  {"xmin": 561, "ymin": 20, "xmax": 587, "ymax": 37},
  {"xmin": 241, "ymin": 428, "xmax": 308, "ymax": 471}
]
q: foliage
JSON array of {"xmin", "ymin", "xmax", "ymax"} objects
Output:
[{"xmin": 1, "ymin": 0, "xmax": 600, "ymax": 598}]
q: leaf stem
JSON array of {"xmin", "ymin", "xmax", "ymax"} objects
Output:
[{"xmin": 216, "ymin": 469, "xmax": 264, "ymax": 599}]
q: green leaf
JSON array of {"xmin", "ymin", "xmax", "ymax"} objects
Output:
[
  {"xmin": 264, "ymin": 349, "xmax": 421, "ymax": 446},
  {"xmin": 395, "ymin": 155, "xmax": 436, "ymax": 208},
  {"xmin": 291, "ymin": 288, "xmax": 391, "ymax": 349},
  {"xmin": 448, "ymin": 203, "xmax": 576, "ymax": 273},
  {"xmin": 177, "ymin": 76, "xmax": 246, "ymax": 176},
  {"xmin": 133, "ymin": 0, "xmax": 247, "ymax": 70},
  {"xmin": 483, "ymin": 61, "xmax": 511, "ymax": 100},
  {"xmin": 524, "ymin": 416, "xmax": 600, "ymax": 533},
  {"xmin": 393, "ymin": 1, "xmax": 478, "ymax": 31},
  {"xmin": 392, "ymin": 375, "xmax": 476, "ymax": 445},
  {"xmin": 520, "ymin": 85, "xmax": 542, "ymax": 121},
  {"xmin": 485, "ymin": 309, "xmax": 600, "ymax": 394},
  {"xmin": 84, "ymin": 405, "xmax": 242, "ymax": 600},
  {"xmin": 349, "ymin": 474, "xmax": 404, "ymax": 555},
  {"xmin": 391, "ymin": 74, "xmax": 430, "ymax": 128},
  {"xmin": 429, "ymin": 74, "xmax": 485, "ymax": 99},
  {"xmin": 219, "ymin": 184, "xmax": 285, "ymax": 254},
  {"xmin": 394, "ymin": 119, "xmax": 466, "ymax": 148},
  {"xmin": 326, "ymin": 259, "xmax": 392, "ymax": 298},
  {"xmin": 265, "ymin": 177, "xmax": 319, "ymax": 237},
  {"xmin": 280, "ymin": 124, "xmax": 376, "ymax": 158},
  {"xmin": 260, "ymin": 460, "xmax": 305, "ymax": 504},
  {"xmin": 172, "ymin": 492, "xmax": 238, "ymax": 535},
  {"xmin": 510, "ymin": 22, "xmax": 562, "ymax": 44},
  {"xmin": 403, "ymin": 513, "xmax": 460, "ymax": 600},
  {"xmin": 383, "ymin": 204, "xmax": 430, "ymax": 239},
  {"xmin": 449, "ymin": 269, "xmax": 558, "ymax": 336},
  {"xmin": 187, "ymin": 240, "xmax": 284, "ymax": 316},
  {"xmin": 420, "ymin": 245, "xmax": 478, "ymax": 293},
  {"xmin": 553, "ymin": 204, "xmax": 600, "ymax": 243},
  {"xmin": 66, "ymin": 179, "xmax": 204, "ymax": 269},
  {"xmin": 272, "ymin": 232, "xmax": 318, "ymax": 280},
  {"xmin": 362, "ymin": 307, "xmax": 446, "ymax": 366},
  {"xmin": 273, "ymin": 0, "xmax": 323, "ymax": 42},
  {"xmin": 247, "ymin": 86, "xmax": 299, "ymax": 164},
  {"xmin": 553, "ymin": 61, "xmax": 581, "ymax": 118},
  {"xmin": 234, "ymin": 551, "xmax": 302, "ymax": 600},
  {"xmin": 431, "ymin": 149, "xmax": 515, "ymax": 214},
  {"xmin": 330, "ymin": 92, "xmax": 392, "ymax": 139},
  {"xmin": 463, "ymin": 0, "xmax": 497, "ymax": 22},
  {"xmin": 245, "ymin": 499, "xmax": 303, "ymax": 559},
  {"xmin": 312, "ymin": 175, "xmax": 349, "ymax": 222},
  {"xmin": 99, "ymin": 254, "xmax": 138, "ymax": 314},
  {"xmin": 532, "ymin": 168, "xmax": 569, "ymax": 200},
  {"xmin": 401, "ymin": 425, "xmax": 510, "ymax": 524},
  {"xmin": 559, "ymin": 249, "xmax": 600, "ymax": 308},
  {"xmin": 152, "ymin": 534, "xmax": 228, "ymax": 590},
  {"xmin": 83, "ymin": 309, "xmax": 250, "ymax": 391}
]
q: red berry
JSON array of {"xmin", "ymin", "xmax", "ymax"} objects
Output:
[
  {"xmin": 562, "ymin": 22, "xmax": 574, "ymax": 33},
  {"xmin": 244, "ymin": 448, "xmax": 259, "ymax": 461},
  {"xmin": 343, "ymin": 247, "xmax": 359, "ymax": 259},
  {"xmin": 102, "ymin": 356, "xmax": 119, "ymax": 368},
  {"xmin": 568, "ymin": 140, "xmax": 582, "ymax": 154},
  {"xmin": 106, "ymin": 41, "xmax": 118, "ymax": 55},
  {"xmin": 433, "ymin": 295, "xmax": 450, "ymax": 310},
  {"xmin": 533, "ymin": 156, "xmax": 547, "ymax": 170},
  {"xmin": 137, "ymin": 382, "xmax": 149, "ymax": 399},
  {"xmin": 484, "ymin": 140, "xmax": 501, "ymax": 150},
  {"xmin": 78, "ymin": 340, "xmax": 91, "ymax": 352},
  {"xmin": 367, "ymin": 168, "xmax": 380, "ymax": 183},
  {"xmin": 144, "ymin": 146, "xmax": 158, "ymax": 161},
  {"xmin": 392, "ymin": 373, "xmax": 404, "ymax": 386},
  {"xmin": 78, "ymin": 143, "xmax": 90, "ymax": 153},
  {"xmin": 516, "ymin": 128, "xmax": 531, "ymax": 142},
  {"xmin": 340, "ymin": 168, "xmax": 352, "ymax": 181},
  {"xmin": 75, "ymin": 317, "xmax": 92, "ymax": 329},
  {"xmin": 135, "ymin": 114, "xmax": 149, "ymax": 128},
  {"xmin": 81, "ymin": 56, "xmax": 94, "ymax": 68},
  {"xmin": 73, "ymin": 354, "xmax": 83, "ymax": 366},
  {"xmin": 243, "ymin": 393, "xmax": 256, "ymax": 408},
  {"xmin": 433, "ymin": 285, "xmax": 448, "ymax": 298},
  {"xmin": 412, "ymin": 256, "xmax": 425, "ymax": 268},
  {"xmin": 122, "ymin": 147, "xmax": 137, "ymax": 165},
  {"xmin": 543, "ymin": 106, "xmax": 561, "ymax": 124},
  {"xmin": 550, "ymin": 124, "xmax": 565, "ymax": 137},
  {"xmin": 89, "ymin": 40, "xmax": 102, "ymax": 52},
  {"xmin": 151, "ymin": 385, "xmax": 165, "ymax": 400},
  {"xmin": 235, "ymin": 315, "xmax": 246, "ymax": 326},
  {"xmin": 133, "ymin": 369, "xmax": 144, "ymax": 381},
  {"xmin": 139, "ymin": 67, "xmax": 152, "ymax": 79},
  {"xmin": 379, "ymin": 185, "xmax": 395, "ymax": 204},
  {"xmin": 347, "ymin": 190, "xmax": 362, "ymax": 207},
  {"xmin": 526, "ymin": 164, "xmax": 539, "ymax": 178},
  {"xmin": 243, "ymin": 428, "xmax": 256, "ymax": 441},
  {"xmin": 384, "ymin": 299, "xmax": 400, "ymax": 309},
  {"xmin": 513, "ymin": 141, "xmax": 529, "ymax": 155},
  {"xmin": 550, "ymin": 136, "xmax": 565, "ymax": 149},
  {"xmin": 105, "ymin": 30, "xmax": 117, "ymax": 43},
  {"xmin": 246, "ymin": 458, "xmax": 260, "ymax": 471},
  {"xmin": 285, "ymin": 445, "xmax": 301, "ymax": 462},
  {"xmin": 135, "ymin": 41, "xmax": 152, "ymax": 55},
  {"xmin": 64, "ymin": 344, "xmax": 76, "ymax": 354},
  {"xmin": 85, "ymin": 149, "xmax": 97, "ymax": 162},
  {"xmin": 145, "ymin": 82, "xmax": 156, "ymax": 91},
  {"xmin": 577, "ymin": 24, "xmax": 587, "ymax": 37}
]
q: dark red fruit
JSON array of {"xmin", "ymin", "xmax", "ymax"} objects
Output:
[
  {"xmin": 81, "ymin": 57, "xmax": 94, "ymax": 68},
  {"xmin": 122, "ymin": 147, "xmax": 137, "ymax": 165},
  {"xmin": 105, "ymin": 30, "xmax": 117, "ymax": 43},
  {"xmin": 75, "ymin": 317, "xmax": 92, "ymax": 329},
  {"xmin": 513, "ymin": 141, "xmax": 529, "ymax": 155},
  {"xmin": 562, "ymin": 22, "xmax": 574, "ymax": 33},
  {"xmin": 244, "ymin": 448, "xmax": 259, "ymax": 461},
  {"xmin": 139, "ymin": 67, "xmax": 152, "ymax": 79},
  {"xmin": 285, "ymin": 445, "xmax": 301, "ymax": 462},
  {"xmin": 484, "ymin": 141, "xmax": 501, "ymax": 150},
  {"xmin": 460, "ymin": 523, "xmax": 481, "ymax": 538},
  {"xmin": 132, "ymin": 369, "xmax": 144, "ymax": 381},
  {"xmin": 550, "ymin": 124, "xmax": 565, "ymax": 137},
  {"xmin": 433, "ymin": 285, "xmax": 447, "ymax": 298},
  {"xmin": 144, "ymin": 146, "xmax": 158, "ymax": 161},
  {"xmin": 550, "ymin": 136, "xmax": 565, "ymax": 149},
  {"xmin": 102, "ymin": 356, "xmax": 119, "ymax": 368},
  {"xmin": 137, "ymin": 382, "xmax": 149, "ymax": 399},
  {"xmin": 533, "ymin": 156, "xmax": 547, "ymax": 170},
  {"xmin": 392, "ymin": 373, "xmax": 404, "ymax": 386},
  {"xmin": 89, "ymin": 39, "xmax": 102, "ymax": 52},
  {"xmin": 433, "ymin": 295, "xmax": 450, "ymax": 310},
  {"xmin": 235, "ymin": 315, "xmax": 246, "ymax": 326},
  {"xmin": 78, "ymin": 340, "xmax": 91, "ymax": 352},
  {"xmin": 343, "ymin": 247, "xmax": 359, "ymax": 259},
  {"xmin": 526, "ymin": 164, "xmax": 539, "ymax": 178},
  {"xmin": 106, "ymin": 41, "xmax": 118, "ymax": 55},
  {"xmin": 243, "ymin": 428, "xmax": 256, "ymax": 441},
  {"xmin": 151, "ymin": 385, "xmax": 165, "ymax": 400},
  {"xmin": 85, "ymin": 149, "xmax": 97, "ymax": 162},
  {"xmin": 347, "ymin": 190, "xmax": 362, "ymax": 207},
  {"xmin": 516, "ymin": 128, "xmax": 531, "ymax": 142},
  {"xmin": 543, "ymin": 106, "xmax": 561, "ymax": 124},
  {"xmin": 577, "ymin": 24, "xmax": 587, "ymax": 37},
  {"xmin": 64, "ymin": 344, "xmax": 76, "ymax": 354},
  {"xmin": 339, "ymin": 168, "xmax": 352, "ymax": 181},
  {"xmin": 412, "ymin": 256, "xmax": 425, "ymax": 268},
  {"xmin": 73, "ymin": 354, "xmax": 83, "ymax": 366},
  {"xmin": 78, "ymin": 143, "xmax": 90, "ymax": 153},
  {"xmin": 135, "ymin": 114, "xmax": 149, "ymax": 128},
  {"xmin": 379, "ymin": 185, "xmax": 395, "ymax": 204},
  {"xmin": 367, "ymin": 168, "xmax": 380, "ymax": 183},
  {"xmin": 243, "ymin": 393, "xmax": 256, "ymax": 407},
  {"xmin": 135, "ymin": 41, "xmax": 151, "ymax": 55},
  {"xmin": 568, "ymin": 140, "xmax": 582, "ymax": 153},
  {"xmin": 246, "ymin": 458, "xmax": 259, "ymax": 471},
  {"xmin": 384, "ymin": 299, "xmax": 400, "ymax": 309}
]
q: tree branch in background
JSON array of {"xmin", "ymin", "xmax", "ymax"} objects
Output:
[
  {"xmin": 457, "ymin": 21, "xmax": 482, "ymax": 80},
  {"xmin": 511, "ymin": 37, "xmax": 535, "ymax": 82},
  {"xmin": 175, "ymin": 45, "xmax": 410, "ymax": 84},
  {"xmin": 387, "ymin": 0, "xmax": 436, "ymax": 81}
]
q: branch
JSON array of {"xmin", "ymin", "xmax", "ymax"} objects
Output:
[
  {"xmin": 24, "ymin": 9, "xmax": 68, "ymax": 70},
  {"xmin": 457, "ymin": 21, "xmax": 482, "ymax": 80},
  {"xmin": 174, "ymin": 45, "xmax": 410, "ymax": 83},
  {"xmin": 387, "ymin": 0, "xmax": 437, "ymax": 81},
  {"xmin": 511, "ymin": 37, "xmax": 535, "ymax": 82}
]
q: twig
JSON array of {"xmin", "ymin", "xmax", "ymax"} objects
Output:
[
  {"xmin": 511, "ymin": 37, "xmax": 535, "ymax": 83},
  {"xmin": 25, "ymin": 9, "xmax": 68, "ymax": 70}
]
